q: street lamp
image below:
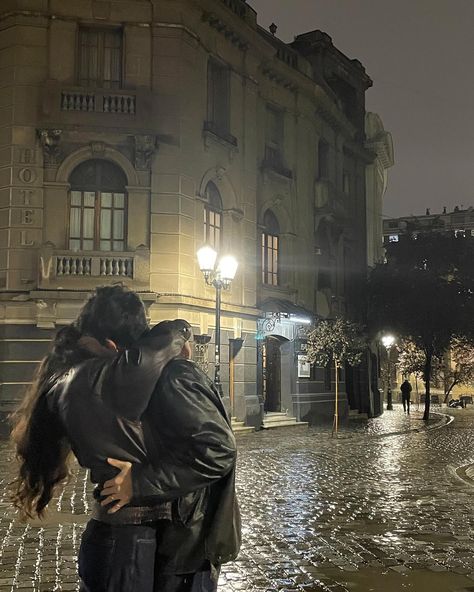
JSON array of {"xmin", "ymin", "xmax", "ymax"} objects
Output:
[
  {"xmin": 197, "ymin": 245, "xmax": 238, "ymax": 395},
  {"xmin": 381, "ymin": 334, "xmax": 396, "ymax": 411}
]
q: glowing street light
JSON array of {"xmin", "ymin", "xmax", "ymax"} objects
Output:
[
  {"xmin": 381, "ymin": 334, "xmax": 396, "ymax": 410},
  {"xmin": 197, "ymin": 245, "xmax": 239, "ymax": 394}
]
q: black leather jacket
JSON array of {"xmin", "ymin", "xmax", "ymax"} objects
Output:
[
  {"xmin": 133, "ymin": 359, "xmax": 241, "ymax": 571},
  {"xmin": 46, "ymin": 328, "xmax": 186, "ymax": 494},
  {"xmin": 47, "ymin": 331, "xmax": 240, "ymax": 569}
]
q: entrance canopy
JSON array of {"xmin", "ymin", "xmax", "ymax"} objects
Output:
[
  {"xmin": 258, "ymin": 298, "xmax": 315, "ymax": 340},
  {"xmin": 259, "ymin": 297, "xmax": 314, "ymax": 321}
]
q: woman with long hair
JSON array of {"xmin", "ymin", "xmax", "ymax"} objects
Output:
[
  {"xmin": 10, "ymin": 324, "xmax": 87, "ymax": 519},
  {"xmin": 9, "ymin": 285, "xmax": 191, "ymax": 590}
]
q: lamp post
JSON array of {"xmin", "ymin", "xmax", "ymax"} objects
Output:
[
  {"xmin": 197, "ymin": 246, "xmax": 238, "ymax": 395},
  {"xmin": 381, "ymin": 334, "xmax": 395, "ymax": 411}
]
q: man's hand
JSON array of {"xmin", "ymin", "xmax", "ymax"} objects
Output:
[{"xmin": 100, "ymin": 458, "xmax": 133, "ymax": 514}]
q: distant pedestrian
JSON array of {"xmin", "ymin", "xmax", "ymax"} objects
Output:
[{"xmin": 400, "ymin": 379, "xmax": 412, "ymax": 414}]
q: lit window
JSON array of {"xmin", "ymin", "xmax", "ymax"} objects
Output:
[
  {"xmin": 204, "ymin": 181, "xmax": 222, "ymax": 249},
  {"xmin": 69, "ymin": 160, "xmax": 127, "ymax": 251},
  {"xmin": 78, "ymin": 28, "xmax": 122, "ymax": 89},
  {"xmin": 388, "ymin": 234, "xmax": 399, "ymax": 242},
  {"xmin": 262, "ymin": 210, "xmax": 280, "ymax": 286}
]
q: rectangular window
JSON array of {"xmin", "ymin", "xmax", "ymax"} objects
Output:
[
  {"xmin": 265, "ymin": 106, "xmax": 284, "ymax": 166},
  {"xmin": 318, "ymin": 140, "xmax": 330, "ymax": 179},
  {"xmin": 262, "ymin": 233, "xmax": 279, "ymax": 286},
  {"xmin": 343, "ymin": 172, "xmax": 350, "ymax": 195},
  {"xmin": 207, "ymin": 60, "xmax": 230, "ymax": 136},
  {"xmin": 69, "ymin": 191, "xmax": 126, "ymax": 251},
  {"xmin": 78, "ymin": 28, "xmax": 122, "ymax": 89}
]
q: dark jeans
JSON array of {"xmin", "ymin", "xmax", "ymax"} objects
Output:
[
  {"xmin": 402, "ymin": 394, "xmax": 410, "ymax": 413},
  {"xmin": 79, "ymin": 520, "xmax": 156, "ymax": 592},
  {"xmin": 78, "ymin": 519, "xmax": 218, "ymax": 592}
]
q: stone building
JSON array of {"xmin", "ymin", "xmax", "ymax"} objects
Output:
[
  {"xmin": 383, "ymin": 205, "xmax": 474, "ymax": 244},
  {"xmin": 0, "ymin": 0, "xmax": 392, "ymax": 432}
]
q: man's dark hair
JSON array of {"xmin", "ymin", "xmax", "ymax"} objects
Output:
[{"xmin": 77, "ymin": 285, "xmax": 148, "ymax": 348}]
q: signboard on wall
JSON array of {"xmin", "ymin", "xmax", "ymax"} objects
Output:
[{"xmin": 297, "ymin": 354, "xmax": 311, "ymax": 378}]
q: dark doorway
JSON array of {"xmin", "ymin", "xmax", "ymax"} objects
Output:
[{"xmin": 263, "ymin": 336, "xmax": 286, "ymax": 412}]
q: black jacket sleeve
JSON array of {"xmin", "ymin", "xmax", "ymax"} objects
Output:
[
  {"xmin": 89, "ymin": 332, "xmax": 186, "ymax": 421},
  {"xmin": 131, "ymin": 359, "xmax": 237, "ymax": 501}
]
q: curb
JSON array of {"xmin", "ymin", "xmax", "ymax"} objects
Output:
[
  {"xmin": 371, "ymin": 411, "xmax": 453, "ymax": 440},
  {"xmin": 314, "ymin": 411, "xmax": 453, "ymax": 442},
  {"xmin": 454, "ymin": 464, "xmax": 474, "ymax": 486}
]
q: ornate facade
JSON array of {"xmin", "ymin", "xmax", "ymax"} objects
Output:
[{"xmin": 0, "ymin": 0, "xmax": 392, "ymax": 432}]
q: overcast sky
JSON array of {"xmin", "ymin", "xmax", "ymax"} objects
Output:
[{"xmin": 248, "ymin": 0, "xmax": 474, "ymax": 218}]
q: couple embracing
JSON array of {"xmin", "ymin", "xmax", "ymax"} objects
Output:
[{"xmin": 10, "ymin": 285, "xmax": 240, "ymax": 591}]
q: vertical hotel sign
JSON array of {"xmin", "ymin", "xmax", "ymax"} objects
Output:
[{"xmin": 18, "ymin": 146, "xmax": 38, "ymax": 247}]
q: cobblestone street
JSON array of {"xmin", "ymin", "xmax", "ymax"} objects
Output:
[{"xmin": 2, "ymin": 407, "xmax": 474, "ymax": 591}]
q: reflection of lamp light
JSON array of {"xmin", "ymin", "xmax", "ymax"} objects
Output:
[
  {"xmin": 381, "ymin": 334, "xmax": 396, "ymax": 410},
  {"xmin": 196, "ymin": 246, "xmax": 239, "ymax": 397}
]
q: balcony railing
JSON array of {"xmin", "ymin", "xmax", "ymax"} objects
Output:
[
  {"xmin": 55, "ymin": 254, "xmax": 134, "ymax": 278},
  {"xmin": 61, "ymin": 89, "xmax": 136, "ymax": 115},
  {"xmin": 39, "ymin": 244, "xmax": 150, "ymax": 291}
]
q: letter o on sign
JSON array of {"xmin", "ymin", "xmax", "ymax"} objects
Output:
[{"xmin": 19, "ymin": 168, "xmax": 37, "ymax": 184}]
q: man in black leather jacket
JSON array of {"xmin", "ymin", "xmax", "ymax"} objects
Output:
[
  {"xmin": 44, "ymin": 286, "xmax": 240, "ymax": 591},
  {"xmin": 101, "ymin": 322, "xmax": 241, "ymax": 591}
]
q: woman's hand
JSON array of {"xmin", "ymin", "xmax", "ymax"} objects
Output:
[{"xmin": 100, "ymin": 458, "xmax": 133, "ymax": 513}]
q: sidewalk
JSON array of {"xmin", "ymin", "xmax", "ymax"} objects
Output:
[{"xmin": 307, "ymin": 403, "xmax": 449, "ymax": 440}]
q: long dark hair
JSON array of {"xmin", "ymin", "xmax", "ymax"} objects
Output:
[
  {"xmin": 10, "ymin": 285, "xmax": 148, "ymax": 520},
  {"xmin": 10, "ymin": 325, "xmax": 85, "ymax": 519}
]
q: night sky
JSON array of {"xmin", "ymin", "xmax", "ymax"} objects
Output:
[{"xmin": 248, "ymin": 0, "xmax": 474, "ymax": 218}]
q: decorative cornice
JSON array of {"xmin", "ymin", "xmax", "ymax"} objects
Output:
[
  {"xmin": 260, "ymin": 61, "xmax": 298, "ymax": 92},
  {"xmin": 202, "ymin": 11, "xmax": 249, "ymax": 50}
]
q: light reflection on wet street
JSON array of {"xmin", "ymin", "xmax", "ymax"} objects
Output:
[{"xmin": 2, "ymin": 407, "xmax": 474, "ymax": 591}]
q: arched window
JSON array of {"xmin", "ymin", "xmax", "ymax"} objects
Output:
[
  {"xmin": 204, "ymin": 181, "xmax": 223, "ymax": 249},
  {"xmin": 68, "ymin": 159, "xmax": 127, "ymax": 252},
  {"xmin": 261, "ymin": 210, "xmax": 280, "ymax": 286}
]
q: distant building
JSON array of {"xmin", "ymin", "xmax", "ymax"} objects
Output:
[
  {"xmin": 0, "ymin": 0, "xmax": 392, "ymax": 431},
  {"xmin": 383, "ymin": 206, "xmax": 474, "ymax": 244}
]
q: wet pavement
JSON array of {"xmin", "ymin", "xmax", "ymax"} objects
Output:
[{"xmin": 2, "ymin": 406, "xmax": 474, "ymax": 591}]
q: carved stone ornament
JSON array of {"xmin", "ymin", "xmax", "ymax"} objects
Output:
[
  {"xmin": 90, "ymin": 141, "xmax": 106, "ymax": 156},
  {"xmin": 134, "ymin": 135, "xmax": 157, "ymax": 170},
  {"xmin": 37, "ymin": 129, "xmax": 62, "ymax": 165}
]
